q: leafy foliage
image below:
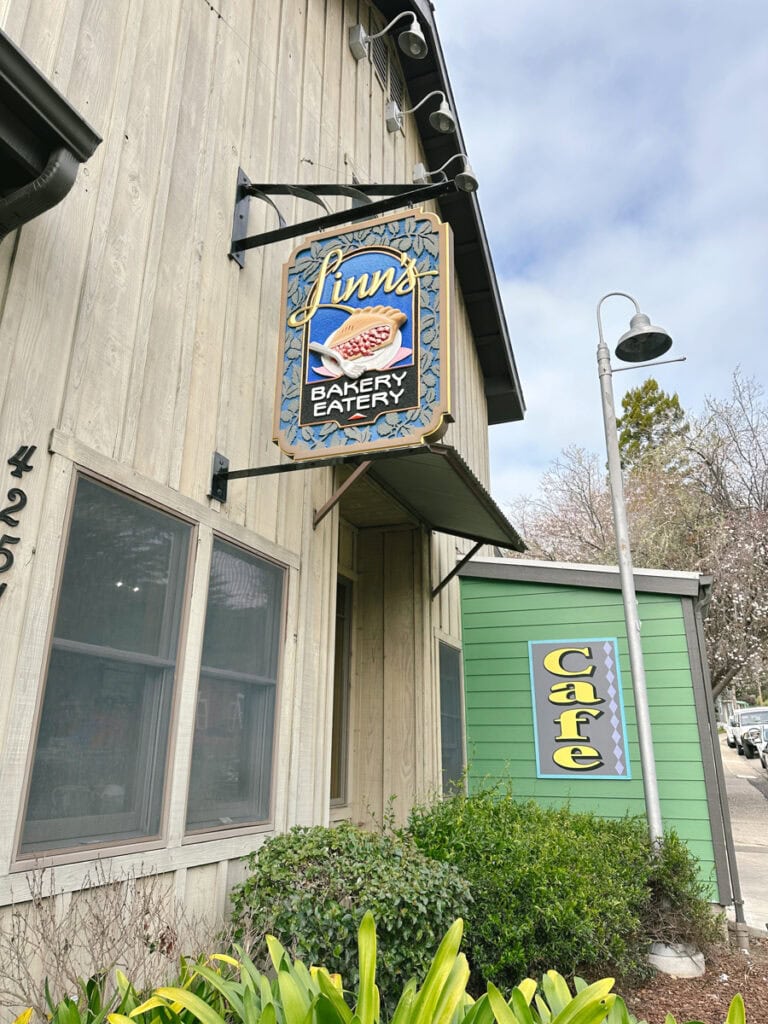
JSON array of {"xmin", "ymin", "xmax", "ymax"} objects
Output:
[
  {"xmin": 404, "ymin": 791, "xmax": 720, "ymax": 992},
  {"xmin": 229, "ymin": 824, "xmax": 470, "ymax": 1015},
  {"xmin": 18, "ymin": 913, "xmax": 747, "ymax": 1024}
]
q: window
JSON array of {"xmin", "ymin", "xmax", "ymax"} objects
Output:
[
  {"xmin": 20, "ymin": 477, "xmax": 191, "ymax": 853},
  {"xmin": 185, "ymin": 538, "xmax": 284, "ymax": 831},
  {"xmin": 439, "ymin": 642, "xmax": 465, "ymax": 795},
  {"xmin": 330, "ymin": 577, "xmax": 353, "ymax": 803}
]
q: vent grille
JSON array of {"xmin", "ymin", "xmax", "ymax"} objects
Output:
[{"xmin": 371, "ymin": 33, "xmax": 388, "ymax": 87}]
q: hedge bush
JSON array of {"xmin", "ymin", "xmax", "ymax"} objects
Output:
[
  {"xmin": 404, "ymin": 790, "xmax": 720, "ymax": 989},
  {"xmin": 229, "ymin": 823, "xmax": 470, "ymax": 1014}
]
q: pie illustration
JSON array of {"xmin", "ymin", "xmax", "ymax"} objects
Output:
[{"xmin": 326, "ymin": 305, "xmax": 407, "ymax": 361}]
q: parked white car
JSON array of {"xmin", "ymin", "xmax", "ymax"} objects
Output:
[
  {"xmin": 727, "ymin": 706, "xmax": 768, "ymax": 758},
  {"xmin": 757, "ymin": 725, "xmax": 768, "ymax": 770}
]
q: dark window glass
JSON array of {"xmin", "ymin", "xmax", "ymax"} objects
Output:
[
  {"xmin": 330, "ymin": 578, "xmax": 352, "ymax": 803},
  {"xmin": 185, "ymin": 539, "xmax": 284, "ymax": 831},
  {"xmin": 439, "ymin": 642, "xmax": 465, "ymax": 795},
  {"xmin": 21, "ymin": 478, "xmax": 190, "ymax": 853}
]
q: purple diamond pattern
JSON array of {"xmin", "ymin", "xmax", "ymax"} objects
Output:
[{"xmin": 604, "ymin": 641, "xmax": 626, "ymax": 776}]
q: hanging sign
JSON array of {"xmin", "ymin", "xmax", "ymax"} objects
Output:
[
  {"xmin": 273, "ymin": 210, "xmax": 452, "ymax": 460},
  {"xmin": 528, "ymin": 639, "xmax": 631, "ymax": 780}
]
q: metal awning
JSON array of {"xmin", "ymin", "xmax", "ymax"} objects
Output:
[
  {"xmin": 210, "ymin": 442, "xmax": 524, "ymax": 552},
  {"xmin": 334, "ymin": 444, "xmax": 525, "ymax": 551}
]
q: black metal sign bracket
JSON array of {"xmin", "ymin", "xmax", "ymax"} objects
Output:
[{"xmin": 228, "ymin": 172, "xmax": 457, "ymax": 265}]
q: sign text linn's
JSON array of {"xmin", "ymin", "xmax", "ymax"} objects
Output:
[
  {"xmin": 273, "ymin": 210, "xmax": 452, "ymax": 461},
  {"xmin": 528, "ymin": 639, "xmax": 631, "ymax": 780}
]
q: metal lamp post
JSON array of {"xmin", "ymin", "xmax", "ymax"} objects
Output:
[{"xmin": 596, "ymin": 291, "xmax": 673, "ymax": 846}]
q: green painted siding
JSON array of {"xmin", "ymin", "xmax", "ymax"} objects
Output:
[{"xmin": 459, "ymin": 577, "xmax": 718, "ymax": 893}]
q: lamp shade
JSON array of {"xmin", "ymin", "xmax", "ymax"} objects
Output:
[
  {"xmin": 429, "ymin": 99, "xmax": 456, "ymax": 134},
  {"xmin": 615, "ymin": 313, "xmax": 673, "ymax": 363},
  {"xmin": 454, "ymin": 161, "xmax": 478, "ymax": 192},
  {"xmin": 398, "ymin": 17, "xmax": 428, "ymax": 59}
]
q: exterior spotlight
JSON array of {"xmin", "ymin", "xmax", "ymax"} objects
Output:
[
  {"xmin": 349, "ymin": 12, "xmax": 427, "ymax": 62},
  {"xmin": 386, "ymin": 90, "xmax": 456, "ymax": 135},
  {"xmin": 428, "ymin": 98, "xmax": 456, "ymax": 134},
  {"xmin": 412, "ymin": 154, "xmax": 478, "ymax": 192}
]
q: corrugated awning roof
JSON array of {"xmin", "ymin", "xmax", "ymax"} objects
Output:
[{"xmin": 337, "ymin": 444, "xmax": 525, "ymax": 550}]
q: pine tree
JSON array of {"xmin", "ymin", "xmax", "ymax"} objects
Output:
[{"xmin": 616, "ymin": 378, "xmax": 688, "ymax": 469}]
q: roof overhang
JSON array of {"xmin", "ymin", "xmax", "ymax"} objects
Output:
[
  {"xmin": 373, "ymin": 2, "xmax": 525, "ymax": 425},
  {"xmin": 337, "ymin": 444, "xmax": 525, "ymax": 551},
  {"xmin": 459, "ymin": 556, "xmax": 712, "ymax": 598},
  {"xmin": 0, "ymin": 30, "xmax": 101, "ymax": 240}
]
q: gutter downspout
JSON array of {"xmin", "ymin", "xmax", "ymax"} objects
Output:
[
  {"xmin": 0, "ymin": 146, "xmax": 79, "ymax": 243},
  {"xmin": 695, "ymin": 581, "xmax": 750, "ymax": 949}
]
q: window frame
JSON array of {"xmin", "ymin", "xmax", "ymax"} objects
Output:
[
  {"xmin": 9, "ymin": 446, "xmax": 296, "ymax": 871},
  {"xmin": 15, "ymin": 470, "xmax": 198, "ymax": 861},
  {"xmin": 183, "ymin": 531, "xmax": 288, "ymax": 838}
]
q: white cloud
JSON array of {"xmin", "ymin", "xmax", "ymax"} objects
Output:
[{"xmin": 434, "ymin": 0, "xmax": 768, "ymax": 507}]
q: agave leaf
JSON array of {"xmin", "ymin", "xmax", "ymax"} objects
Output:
[
  {"xmin": 726, "ymin": 994, "xmax": 746, "ymax": 1024},
  {"xmin": 663, "ymin": 1017, "xmax": 678, "ymax": 1024},
  {"xmin": 191, "ymin": 962, "xmax": 245, "ymax": 1017},
  {"xmin": 267, "ymin": 935, "xmax": 290, "ymax": 973},
  {"xmin": 462, "ymin": 993, "xmax": 495, "ymax": 1024},
  {"xmin": 550, "ymin": 979, "xmax": 615, "ymax": 1024},
  {"xmin": 514, "ymin": 982, "xmax": 537, "ymax": 1008},
  {"xmin": 510, "ymin": 989, "xmax": 535, "ymax": 1024},
  {"xmin": 487, "ymin": 983, "xmax": 524, "ymax": 1024},
  {"xmin": 432, "ymin": 952, "xmax": 471, "ymax": 1024},
  {"xmin": 409, "ymin": 919, "xmax": 465, "ymax": 1024},
  {"xmin": 542, "ymin": 973, "xmax": 573, "ymax": 1017},
  {"xmin": 278, "ymin": 967, "xmax": 312, "ymax": 1024},
  {"xmin": 390, "ymin": 978, "xmax": 418, "ymax": 1024},
  {"xmin": 211, "ymin": 954, "xmax": 242, "ymax": 968},
  {"xmin": 241, "ymin": 983, "xmax": 261, "ymax": 1024},
  {"xmin": 107, "ymin": 1016, "xmax": 135, "ymax": 1024},
  {"xmin": 130, "ymin": 996, "xmax": 171, "ymax": 1017},
  {"xmin": 357, "ymin": 912, "xmax": 378, "ymax": 1024},
  {"xmin": 317, "ymin": 970, "xmax": 354, "ymax": 1024},
  {"xmin": 154, "ymin": 987, "xmax": 228, "ymax": 1024},
  {"xmin": 314, "ymin": 992, "xmax": 350, "ymax": 1024},
  {"xmin": 605, "ymin": 996, "xmax": 636, "ymax": 1024},
  {"xmin": 12, "ymin": 1011, "xmax": 34, "ymax": 1024},
  {"xmin": 534, "ymin": 995, "xmax": 552, "ymax": 1024},
  {"xmin": 561, "ymin": 995, "xmax": 616, "ymax": 1024},
  {"xmin": 263, "ymin": 1002, "xmax": 278, "ymax": 1024}
]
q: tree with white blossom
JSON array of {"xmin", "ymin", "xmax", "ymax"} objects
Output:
[{"xmin": 510, "ymin": 371, "xmax": 768, "ymax": 701}]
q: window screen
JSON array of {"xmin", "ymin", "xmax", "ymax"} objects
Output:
[
  {"xmin": 185, "ymin": 538, "xmax": 284, "ymax": 831},
  {"xmin": 20, "ymin": 477, "xmax": 190, "ymax": 853},
  {"xmin": 439, "ymin": 642, "xmax": 465, "ymax": 795}
]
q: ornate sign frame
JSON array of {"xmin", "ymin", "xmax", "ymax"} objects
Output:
[{"xmin": 273, "ymin": 209, "xmax": 452, "ymax": 461}]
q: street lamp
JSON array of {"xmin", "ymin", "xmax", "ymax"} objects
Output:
[{"xmin": 596, "ymin": 291, "xmax": 673, "ymax": 846}]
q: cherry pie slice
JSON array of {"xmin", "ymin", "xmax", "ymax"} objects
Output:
[{"xmin": 326, "ymin": 305, "xmax": 407, "ymax": 361}]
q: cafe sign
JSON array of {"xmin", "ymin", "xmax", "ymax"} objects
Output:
[
  {"xmin": 273, "ymin": 210, "xmax": 452, "ymax": 460},
  {"xmin": 528, "ymin": 639, "xmax": 631, "ymax": 780}
]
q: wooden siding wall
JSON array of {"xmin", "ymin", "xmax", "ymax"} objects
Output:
[
  {"xmin": 0, "ymin": 0, "xmax": 488, "ymax": 915},
  {"xmin": 460, "ymin": 577, "xmax": 720, "ymax": 895}
]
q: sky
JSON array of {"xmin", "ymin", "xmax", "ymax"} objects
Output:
[{"xmin": 433, "ymin": 0, "xmax": 768, "ymax": 507}]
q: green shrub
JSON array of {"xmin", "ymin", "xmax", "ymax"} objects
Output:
[
  {"xmin": 643, "ymin": 830, "xmax": 723, "ymax": 950},
  {"xmin": 404, "ymin": 790, "xmax": 718, "ymax": 989},
  {"xmin": 229, "ymin": 823, "xmax": 470, "ymax": 1015}
]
